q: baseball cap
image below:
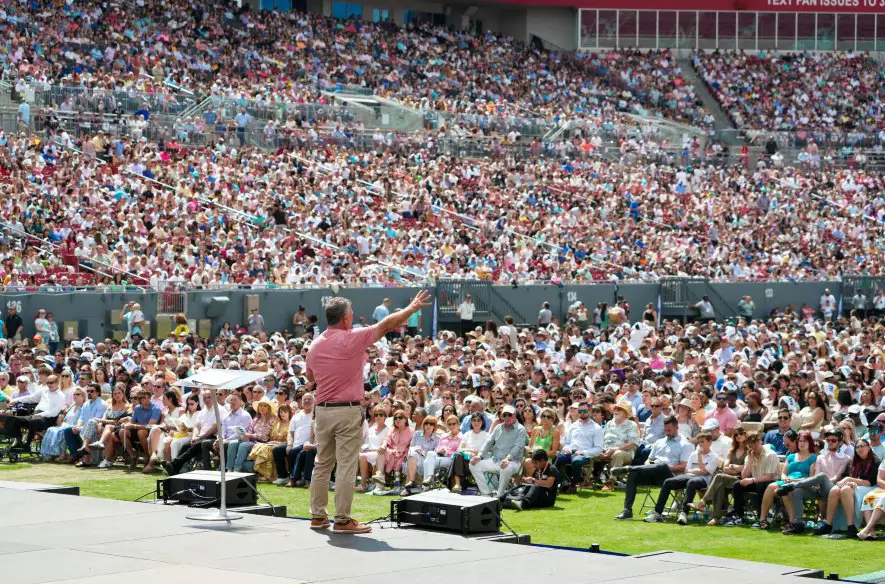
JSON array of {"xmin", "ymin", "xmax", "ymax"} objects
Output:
[{"xmin": 701, "ymin": 419, "xmax": 720, "ymax": 431}]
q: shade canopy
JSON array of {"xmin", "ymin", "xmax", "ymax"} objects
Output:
[{"xmin": 171, "ymin": 369, "xmax": 272, "ymax": 390}]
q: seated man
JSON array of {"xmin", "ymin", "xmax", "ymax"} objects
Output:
[
  {"xmin": 599, "ymin": 403, "xmax": 640, "ymax": 491},
  {"xmin": 776, "ymin": 427, "xmax": 849, "ymax": 535},
  {"xmin": 502, "ymin": 449, "xmax": 560, "ymax": 511},
  {"xmin": 645, "ymin": 432, "xmax": 719, "ymax": 524},
  {"xmin": 63, "ymin": 383, "xmax": 107, "ymax": 458},
  {"xmin": 631, "ymin": 398, "xmax": 666, "ymax": 465},
  {"xmin": 554, "ymin": 401, "xmax": 604, "ymax": 493},
  {"xmin": 4, "ymin": 374, "xmax": 66, "ymax": 450},
  {"xmin": 163, "ymin": 389, "xmax": 229, "ymax": 475},
  {"xmin": 469, "ymin": 405, "xmax": 527, "ymax": 497},
  {"xmin": 613, "ymin": 416, "xmax": 693, "ymax": 520},
  {"xmin": 121, "ymin": 388, "xmax": 161, "ymax": 470},
  {"xmin": 763, "ymin": 409, "xmax": 793, "ymax": 456},
  {"xmin": 726, "ymin": 431, "xmax": 779, "ymax": 526}
]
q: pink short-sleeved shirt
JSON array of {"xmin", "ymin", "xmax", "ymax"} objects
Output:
[
  {"xmin": 706, "ymin": 406, "xmax": 739, "ymax": 434},
  {"xmin": 306, "ymin": 325, "xmax": 380, "ymax": 403}
]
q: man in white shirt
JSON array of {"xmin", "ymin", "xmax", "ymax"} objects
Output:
[
  {"xmin": 456, "ymin": 294, "xmax": 476, "ymax": 337},
  {"xmin": 272, "ymin": 393, "xmax": 314, "ymax": 486},
  {"xmin": 164, "ymin": 389, "xmax": 229, "ymax": 474},
  {"xmin": 703, "ymin": 419, "xmax": 732, "ymax": 460},
  {"xmin": 645, "ymin": 432, "xmax": 720, "ymax": 525},
  {"xmin": 5, "ymin": 374, "xmax": 67, "ymax": 449},
  {"xmin": 554, "ymin": 401, "xmax": 604, "ymax": 493},
  {"xmin": 820, "ymin": 289, "xmax": 836, "ymax": 321}
]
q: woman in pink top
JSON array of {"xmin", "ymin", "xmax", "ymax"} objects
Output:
[
  {"xmin": 372, "ymin": 409, "xmax": 413, "ymax": 488},
  {"xmin": 426, "ymin": 414, "xmax": 463, "ymax": 489}
]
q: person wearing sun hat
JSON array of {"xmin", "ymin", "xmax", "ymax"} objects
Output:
[{"xmin": 599, "ymin": 402, "xmax": 640, "ymax": 491}]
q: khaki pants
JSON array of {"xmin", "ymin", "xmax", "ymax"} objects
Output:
[
  {"xmin": 610, "ymin": 449, "xmax": 634, "ymax": 468},
  {"xmin": 310, "ymin": 405, "xmax": 362, "ymax": 523}
]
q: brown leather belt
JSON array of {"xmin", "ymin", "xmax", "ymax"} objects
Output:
[{"xmin": 316, "ymin": 401, "xmax": 361, "ymax": 407}]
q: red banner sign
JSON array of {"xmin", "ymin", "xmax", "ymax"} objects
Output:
[{"xmin": 481, "ymin": 0, "xmax": 885, "ymax": 12}]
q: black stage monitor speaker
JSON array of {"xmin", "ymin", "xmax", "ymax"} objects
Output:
[
  {"xmin": 391, "ymin": 490, "xmax": 501, "ymax": 535},
  {"xmin": 205, "ymin": 296, "xmax": 230, "ymax": 319},
  {"xmin": 157, "ymin": 471, "xmax": 257, "ymax": 507}
]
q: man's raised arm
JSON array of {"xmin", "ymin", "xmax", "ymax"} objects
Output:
[{"xmin": 374, "ymin": 290, "xmax": 432, "ymax": 341}]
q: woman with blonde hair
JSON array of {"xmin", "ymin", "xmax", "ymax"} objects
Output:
[
  {"xmin": 249, "ymin": 404, "xmax": 292, "ymax": 482},
  {"xmin": 227, "ymin": 398, "xmax": 273, "ymax": 473},
  {"xmin": 358, "ymin": 406, "xmax": 390, "ymax": 492},
  {"xmin": 524, "ymin": 407, "xmax": 561, "ymax": 479}
]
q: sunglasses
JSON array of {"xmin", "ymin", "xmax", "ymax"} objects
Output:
[
  {"xmin": 394, "ymin": 416, "xmax": 405, "ymax": 420},
  {"xmin": 857, "ymin": 444, "xmax": 870, "ymax": 449},
  {"xmin": 447, "ymin": 422, "xmax": 459, "ymax": 427},
  {"xmin": 374, "ymin": 413, "xmax": 385, "ymax": 417},
  {"xmin": 577, "ymin": 409, "xmax": 589, "ymax": 414},
  {"xmin": 541, "ymin": 414, "xmax": 553, "ymax": 419},
  {"xmin": 501, "ymin": 413, "xmax": 515, "ymax": 418},
  {"xmin": 651, "ymin": 404, "xmax": 662, "ymax": 408}
]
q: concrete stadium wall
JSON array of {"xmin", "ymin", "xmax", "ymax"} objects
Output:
[
  {"xmin": 526, "ymin": 7, "xmax": 577, "ymax": 50},
  {"xmin": 0, "ymin": 281, "xmax": 851, "ymax": 342}
]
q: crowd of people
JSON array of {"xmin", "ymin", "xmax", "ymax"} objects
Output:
[
  {"xmin": 0, "ymin": 0, "xmax": 708, "ymax": 130},
  {"xmin": 1, "ymin": 118, "xmax": 884, "ymax": 290},
  {"xmin": 1, "ymin": 299, "xmax": 884, "ymax": 539},
  {"xmin": 693, "ymin": 50, "xmax": 885, "ymax": 134}
]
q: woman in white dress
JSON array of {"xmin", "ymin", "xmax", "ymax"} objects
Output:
[
  {"xmin": 357, "ymin": 406, "xmax": 390, "ymax": 492},
  {"xmin": 143, "ymin": 391, "xmax": 183, "ymax": 473}
]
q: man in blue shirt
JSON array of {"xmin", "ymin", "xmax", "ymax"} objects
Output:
[
  {"xmin": 613, "ymin": 416, "xmax": 693, "ymax": 520},
  {"xmin": 763, "ymin": 408, "xmax": 793, "ymax": 456},
  {"xmin": 63, "ymin": 383, "xmax": 107, "ymax": 457},
  {"xmin": 122, "ymin": 389, "xmax": 161, "ymax": 470},
  {"xmin": 372, "ymin": 298, "xmax": 391, "ymax": 323}
]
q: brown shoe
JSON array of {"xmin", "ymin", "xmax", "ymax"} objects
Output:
[
  {"xmin": 309, "ymin": 517, "xmax": 331, "ymax": 530},
  {"xmin": 332, "ymin": 519, "xmax": 372, "ymax": 534}
]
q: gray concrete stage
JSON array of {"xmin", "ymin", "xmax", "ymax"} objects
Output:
[{"xmin": 0, "ymin": 487, "xmax": 818, "ymax": 584}]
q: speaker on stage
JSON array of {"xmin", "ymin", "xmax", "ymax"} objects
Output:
[
  {"xmin": 158, "ymin": 470, "xmax": 257, "ymax": 507},
  {"xmin": 391, "ymin": 490, "xmax": 502, "ymax": 535}
]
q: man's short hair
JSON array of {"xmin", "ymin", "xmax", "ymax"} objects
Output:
[
  {"xmin": 696, "ymin": 432, "xmax": 712, "ymax": 443},
  {"xmin": 325, "ymin": 297, "xmax": 351, "ymax": 326},
  {"xmin": 746, "ymin": 431, "xmax": 762, "ymax": 444},
  {"xmin": 531, "ymin": 448, "xmax": 548, "ymax": 462},
  {"xmin": 663, "ymin": 415, "xmax": 679, "ymax": 427}
]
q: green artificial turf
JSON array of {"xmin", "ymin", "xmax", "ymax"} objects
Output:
[{"xmin": 0, "ymin": 462, "xmax": 875, "ymax": 577}]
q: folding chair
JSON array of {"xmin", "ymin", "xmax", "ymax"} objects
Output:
[{"xmin": 638, "ymin": 485, "xmax": 686, "ymax": 520}]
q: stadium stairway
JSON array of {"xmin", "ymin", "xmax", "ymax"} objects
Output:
[{"xmin": 678, "ymin": 57, "xmax": 737, "ymax": 141}]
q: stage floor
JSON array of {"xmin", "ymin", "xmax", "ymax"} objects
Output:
[{"xmin": 0, "ymin": 487, "xmax": 817, "ymax": 584}]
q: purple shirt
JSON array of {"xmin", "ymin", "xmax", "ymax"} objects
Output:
[{"xmin": 222, "ymin": 408, "xmax": 253, "ymax": 441}]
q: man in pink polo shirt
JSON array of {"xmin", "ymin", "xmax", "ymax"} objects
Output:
[
  {"xmin": 705, "ymin": 390, "xmax": 738, "ymax": 437},
  {"xmin": 307, "ymin": 291, "xmax": 430, "ymax": 534}
]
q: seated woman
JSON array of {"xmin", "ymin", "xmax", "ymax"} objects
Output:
[
  {"xmin": 741, "ymin": 392, "xmax": 767, "ymax": 424},
  {"xmin": 167, "ymin": 394, "xmax": 201, "ymax": 463},
  {"xmin": 693, "ymin": 427, "xmax": 748, "ymax": 525},
  {"xmin": 143, "ymin": 391, "xmax": 182, "ymax": 473},
  {"xmin": 402, "ymin": 416, "xmax": 440, "ymax": 494},
  {"xmin": 858, "ymin": 456, "xmax": 885, "ymax": 540},
  {"xmin": 525, "ymin": 408, "xmax": 562, "ymax": 481},
  {"xmin": 757, "ymin": 431, "xmax": 817, "ymax": 530},
  {"xmin": 248, "ymin": 404, "xmax": 291, "ymax": 482},
  {"xmin": 40, "ymin": 388, "xmax": 85, "ymax": 462},
  {"xmin": 227, "ymin": 399, "xmax": 273, "ymax": 472},
  {"xmin": 372, "ymin": 409, "xmax": 414, "ymax": 491},
  {"xmin": 89, "ymin": 385, "xmax": 132, "ymax": 469},
  {"xmin": 425, "ymin": 415, "xmax": 462, "ymax": 488},
  {"xmin": 358, "ymin": 406, "xmax": 390, "ymax": 492},
  {"xmin": 501, "ymin": 449, "xmax": 561, "ymax": 511},
  {"xmin": 450, "ymin": 413, "xmax": 490, "ymax": 493},
  {"xmin": 814, "ymin": 438, "xmax": 880, "ymax": 538}
]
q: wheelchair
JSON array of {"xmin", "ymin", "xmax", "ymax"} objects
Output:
[{"xmin": 0, "ymin": 402, "xmax": 42, "ymax": 463}]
